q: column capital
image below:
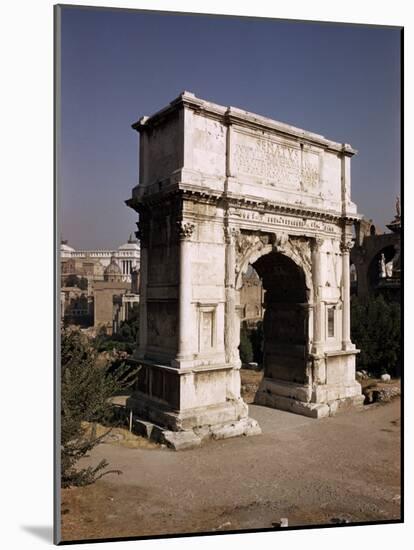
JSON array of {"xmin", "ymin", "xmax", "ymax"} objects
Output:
[
  {"xmin": 177, "ymin": 221, "xmax": 196, "ymax": 240},
  {"xmin": 340, "ymin": 239, "xmax": 354, "ymax": 253}
]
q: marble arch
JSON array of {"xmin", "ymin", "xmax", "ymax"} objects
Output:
[
  {"xmin": 234, "ymin": 231, "xmax": 313, "ymax": 297},
  {"xmin": 126, "ymin": 92, "xmax": 364, "ymax": 449}
]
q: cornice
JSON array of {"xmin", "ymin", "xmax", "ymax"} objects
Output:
[
  {"xmin": 132, "ymin": 91, "xmax": 357, "ymax": 156},
  {"xmin": 126, "ymin": 185, "xmax": 360, "ymax": 226}
]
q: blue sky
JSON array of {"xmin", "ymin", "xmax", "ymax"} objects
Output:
[{"xmin": 59, "ymin": 6, "xmax": 401, "ymax": 249}]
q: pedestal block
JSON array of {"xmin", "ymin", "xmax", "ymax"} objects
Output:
[
  {"xmin": 126, "ymin": 360, "xmax": 261, "ymax": 449},
  {"xmin": 255, "ymin": 350, "xmax": 364, "ymax": 418}
]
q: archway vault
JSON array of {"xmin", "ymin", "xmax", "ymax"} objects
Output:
[
  {"xmin": 234, "ymin": 231, "xmax": 313, "ymax": 300},
  {"xmin": 125, "ymin": 92, "xmax": 364, "ymax": 449}
]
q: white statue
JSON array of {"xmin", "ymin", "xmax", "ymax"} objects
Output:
[
  {"xmin": 385, "ymin": 259, "xmax": 393, "ymax": 278},
  {"xmin": 379, "ymin": 253, "xmax": 386, "ymax": 278}
]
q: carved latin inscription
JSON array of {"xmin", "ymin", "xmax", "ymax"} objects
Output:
[
  {"xmin": 233, "ymin": 132, "xmax": 320, "ymax": 190},
  {"xmin": 237, "ymin": 210, "xmax": 340, "ymax": 235},
  {"xmin": 234, "ymin": 139, "xmax": 300, "ymax": 187}
]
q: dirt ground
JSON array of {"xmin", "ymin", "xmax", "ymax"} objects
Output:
[
  {"xmin": 240, "ymin": 367, "xmax": 264, "ymax": 403},
  {"xmin": 61, "ymin": 390, "xmax": 401, "ymax": 542}
]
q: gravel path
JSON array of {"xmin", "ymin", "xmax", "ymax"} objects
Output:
[{"xmin": 62, "ymin": 398, "xmax": 401, "ymax": 541}]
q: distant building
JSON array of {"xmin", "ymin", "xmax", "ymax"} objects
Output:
[
  {"xmin": 113, "ymin": 293, "xmax": 140, "ymax": 334},
  {"xmin": 240, "ymin": 266, "xmax": 264, "ymax": 327},
  {"xmin": 94, "ymin": 257, "xmax": 139, "ymax": 335},
  {"xmin": 351, "ymin": 201, "xmax": 401, "ymax": 301},
  {"xmin": 61, "ymin": 233, "xmax": 140, "ymax": 284},
  {"xmin": 60, "ymin": 234, "xmax": 140, "ymax": 331},
  {"xmin": 60, "ymin": 285, "xmax": 94, "ymax": 326}
]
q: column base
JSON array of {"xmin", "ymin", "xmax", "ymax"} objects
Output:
[
  {"xmin": 255, "ymin": 377, "xmax": 364, "ymax": 419},
  {"xmin": 127, "ymin": 394, "xmax": 261, "ymax": 450},
  {"xmin": 341, "ymin": 340, "xmax": 356, "ymax": 351}
]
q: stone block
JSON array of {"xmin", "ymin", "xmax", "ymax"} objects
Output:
[
  {"xmin": 211, "ymin": 418, "xmax": 261, "ymax": 440},
  {"xmin": 331, "ymin": 395, "xmax": 365, "ymax": 413},
  {"xmin": 255, "ymin": 390, "xmax": 330, "ymax": 418},
  {"xmin": 161, "ymin": 430, "xmax": 202, "ymax": 451},
  {"xmin": 132, "ymin": 418, "xmax": 155, "ymax": 438}
]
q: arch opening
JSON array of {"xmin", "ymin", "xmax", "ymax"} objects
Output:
[
  {"xmin": 368, "ymin": 245, "xmax": 396, "ymax": 291},
  {"xmin": 239, "ymin": 250, "xmax": 310, "ymax": 402}
]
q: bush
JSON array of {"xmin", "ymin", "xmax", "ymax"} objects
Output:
[
  {"xmin": 351, "ymin": 294, "xmax": 401, "ymax": 377},
  {"xmin": 93, "ymin": 306, "xmax": 139, "ymax": 354},
  {"xmin": 78, "ymin": 277, "xmax": 88, "ymax": 291},
  {"xmin": 239, "ymin": 325, "xmax": 253, "ymax": 364},
  {"xmin": 61, "ymin": 327, "xmax": 138, "ymax": 487},
  {"xmin": 250, "ymin": 321, "xmax": 264, "ymax": 365},
  {"xmin": 64, "ymin": 274, "xmax": 88, "ymax": 290}
]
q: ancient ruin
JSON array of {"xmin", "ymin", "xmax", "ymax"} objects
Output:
[
  {"xmin": 126, "ymin": 92, "xmax": 364, "ymax": 449},
  {"xmin": 351, "ymin": 202, "xmax": 401, "ymax": 301}
]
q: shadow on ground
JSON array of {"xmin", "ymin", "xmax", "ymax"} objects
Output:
[{"xmin": 21, "ymin": 525, "xmax": 53, "ymax": 543}]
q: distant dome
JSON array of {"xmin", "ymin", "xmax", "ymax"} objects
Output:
[
  {"xmin": 61, "ymin": 242, "xmax": 75, "ymax": 255},
  {"xmin": 118, "ymin": 232, "xmax": 140, "ymax": 251},
  {"xmin": 104, "ymin": 256, "xmax": 122, "ymax": 282}
]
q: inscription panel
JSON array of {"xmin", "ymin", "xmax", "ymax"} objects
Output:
[
  {"xmin": 232, "ymin": 130, "xmax": 320, "ymax": 190},
  {"xmin": 230, "ymin": 208, "xmax": 341, "ymax": 236}
]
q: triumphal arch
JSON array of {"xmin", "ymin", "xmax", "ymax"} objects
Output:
[{"xmin": 126, "ymin": 91, "xmax": 364, "ymax": 449}]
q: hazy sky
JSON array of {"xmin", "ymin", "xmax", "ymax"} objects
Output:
[{"xmin": 59, "ymin": 6, "xmax": 401, "ymax": 249}]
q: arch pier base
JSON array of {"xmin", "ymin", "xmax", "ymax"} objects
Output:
[
  {"xmin": 239, "ymin": 241, "xmax": 364, "ymax": 419},
  {"xmin": 255, "ymin": 351, "xmax": 364, "ymax": 419},
  {"xmin": 126, "ymin": 360, "xmax": 261, "ymax": 450}
]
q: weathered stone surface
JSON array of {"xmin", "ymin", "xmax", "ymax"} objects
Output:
[
  {"xmin": 329, "ymin": 395, "xmax": 365, "ymax": 414},
  {"xmin": 126, "ymin": 92, "xmax": 363, "ymax": 447},
  {"xmin": 363, "ymin": 383, "xmax": 400, "ymax": 404},
  {"xmin": 129, "ymin": 413, "xmax": 260, "ymax": 450},
  {"xmin": 161, "ymin": 430, "xmax": 202, "ymax": 451},
  {"xmin": 211, "ymin": 418, "xmax": 261, "ymax": 440},
  {"xmin": 132, "ymin": 418, "xmax": 156, "ymax": 439}
]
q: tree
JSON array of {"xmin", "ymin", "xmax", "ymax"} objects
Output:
[
  {"xmin": 64, "ymin": 274, "xmax": 88, "ymax": 290},
  {"xmin": 351, "ymin": 294, "xmax": 401, "ymax": 377},
  {"xmin": 93, "ymin": 306, "xmax": 140, "ymax": 355},
  {"xmin": 61, "ymin": 327, "xmax": 138, "ymax": 487},
  {"xmin": 239, "ymin": 325, "xmax": 253, "ymax": 364},
  {"xmin": 64, "ymin": 274, "xmax": 80, "ymax": 288},
  {"xmin": 250, "ymin": 321, "xmax": 264, "ymax": 365},
  {"xmin": 78, "ymin": 277, "xmax": 88, "ymax": 291}
]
